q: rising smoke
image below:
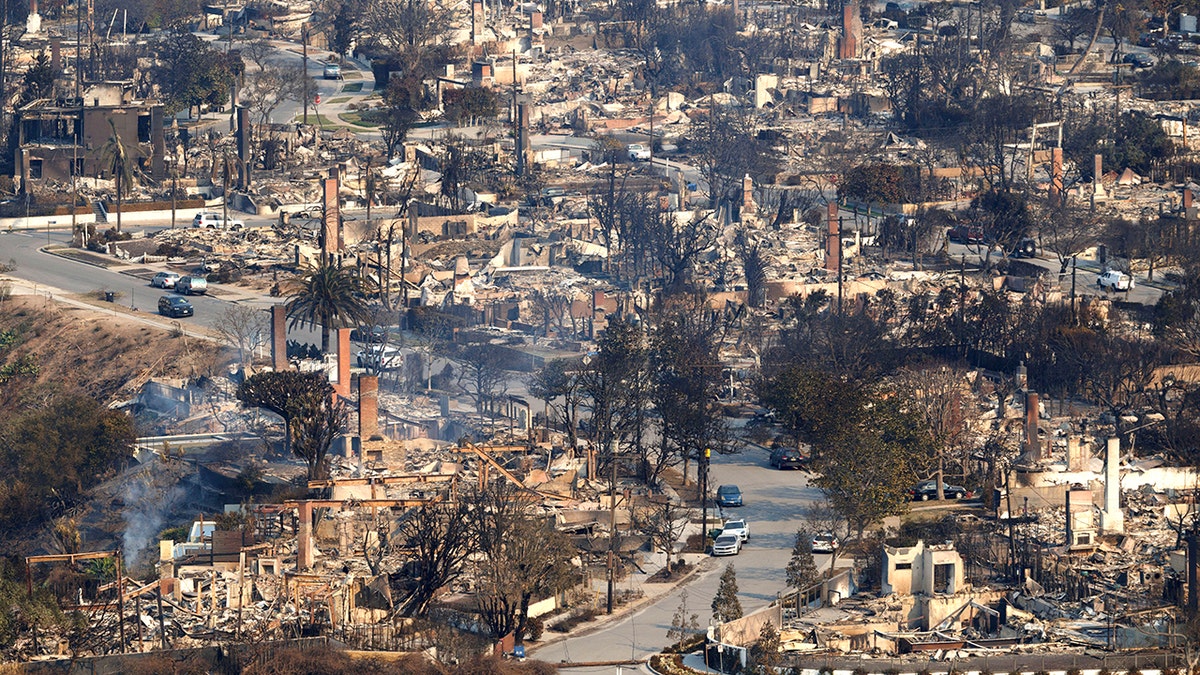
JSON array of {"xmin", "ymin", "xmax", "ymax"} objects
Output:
[{"xmin": 121, "ymin": 470, "xmax": 189, "ymax": 566}]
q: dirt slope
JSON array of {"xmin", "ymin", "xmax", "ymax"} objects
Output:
[{"xmin": 0, "ymin": 295, "xmax": 224, "ymax": 408}]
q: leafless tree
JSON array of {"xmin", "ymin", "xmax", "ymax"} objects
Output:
[
  {"xmin": 470, "ymin": 482, "xmax": 578, "ymax": 643},
  {"xmin": 239, "ymin": 35, "xmax": 274, "ymax": 71},
  {"xmin": 361, "ymin": 0, "xmax": 453, "ymax": 72},
  {"xmin": 214, "ymin": 304, "xmax": 269, "ymax": 371},
  {"xmin": 241, "ymin": 62, "xmax": 307, "ymax": 125},
  {"xmin": 633, "ymin": 496, "xmax": 691, "ymax": 573},
  {"xmin": 891, "ymin": 365, "xmax": 977, "ymax": 500},
  {"xmin": 527, "ymin": 358, "xmax": 586, "ymax": 452},
  {"xmin": 529, "ymin": 288, "xmax": 575, "ymax": 339},
  {"xmin": 391, "ymin": 498, "xmax": 473, "ymax": 617},
  {"xmin": 805, "ymin": 498, "xmax": 851, "ymax": 568},
  {"xmin": 1036, "ymin": 203, "xmax": 1101, "ymax": 277},
  {"xmin": 646, "ymin": 207, "xmax": 720, "ymax": 292},
  {"xmin": 457, "ymin": 344, "xmax": 508, "ymax": 426}
]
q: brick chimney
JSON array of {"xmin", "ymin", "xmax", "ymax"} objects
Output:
[
  {"xmin": 359, "ymin": 375, "xmax": 379, "ymax": 440},
  {"xmin": 297, "ymin": 502, "xmax": 314, "ymax": 569},
  {"xmin": 1025, "ymin": 391, "xmax": 1040, "ymax": 460},
  {"xmin": 824, "ymin": 202, "xmax": 840, "ymax": 272},
  {"xmin": 333, "ymin": 328, "xmax": 351, "ymax": 398},
  {"xmin": 1049, "ymin": 147, "xmax": 1063, "ymax": 207},
  {"xmin": 271, "ymin": 304, "xmax": 288, "ymax": 371},
  {"xmin": 322, "ymin": 170, "xmax": 341, "ymax": 259}
]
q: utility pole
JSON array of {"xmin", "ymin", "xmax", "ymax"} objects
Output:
[
  {"xmin": 222, "ymin": 151, "xmax": 230, "ymax": 226},
  {"xmin": 71, "ymin": 0, "xmax": 85, "ymax": 248},
  {"xmin": 700, "ymin": 447, "xmax": 710, "ymax": 555},
  {"xmin": 227, "ymin": 0, "xmax": 237, "ymax": 132},
  {"xmin": 1070, "ymin": 255, "xmax": 1078, "ymax": 323},
  {"xmin": 302, "ymin": 24, "xmax": 309, "ymax": 125},
  {"xmin": 607, "ymin": 440, "xmax": 617, "ymax": 614},
  {"xmin": 836, "ymin": 217, "xmax": 844, "ymax": 313}
]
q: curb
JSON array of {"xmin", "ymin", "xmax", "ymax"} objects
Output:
[
  {"xmin": 40, "ymin": 245, "xmax": 275, "ymax": 306},
  {"xmin": 527, "ymin": 557, "xmax": 714, "ymax": 657},
  {"xmin": 40, "ymin": 244, "xmax": 121, "ymax": 270}
]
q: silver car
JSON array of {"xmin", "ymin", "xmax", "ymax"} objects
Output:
[{"xmin": 151, "ymin": 272, "xmax": 180, "ymax": 288}]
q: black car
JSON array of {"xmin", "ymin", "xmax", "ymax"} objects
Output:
[
  {"xmin": 158, "ymin": 295, "xmax": 194, "ymax": 318},
  {"xmin": 909, "ymin": 480, "xmax": 971, "ymax": 501},
  {"xmin": 350, "ymin": 326, "xmax": 389, "ymax": 343},
  {"xmin": 1123, "ymin": 52, "xmax": 1154, "ymax": 69},
  {"xmin": 1009, "ymin": 237, "xmax": 1038, "ymax": 258},
  {"xmin": 769, "ymin": 447, "xmax": 807, "ymax": 469}
]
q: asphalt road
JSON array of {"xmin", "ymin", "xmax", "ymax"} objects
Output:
[
  {"xmin": 0, "ymin": 227, "xmax": 328, "ymax": 347},
  {"xmin": 944, "ymin": 241, "xmax": 1167, "ymax": 306},
  {"xmin": 545, "ymin": 444, "xmax": 832, "ymax": 674}
]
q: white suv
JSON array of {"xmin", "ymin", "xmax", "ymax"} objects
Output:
[
  {"xmin": 356, "ymin": 345, "xmax": 403, "ymax": 370},
  {"xmin": 192, "ymin": 212, "xmax": 245, "ymax": 230},
  {"xmin": 1098, "ymin": 270, "xmax": 1134, "ymax": 292}
]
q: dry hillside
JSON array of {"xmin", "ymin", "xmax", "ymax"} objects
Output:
[{"xmin": 0, "ymin": 295, "xmax": 224, "ymax": 408}]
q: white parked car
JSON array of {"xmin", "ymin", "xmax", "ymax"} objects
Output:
[
  {"xmin": 1097, "ymin": 270, "xmax": 1135, "ymax": 292},
  {"xmin": 810, "ymin": 532, "xmax": 840, "ymax": 554},
  {"xmin": 721, "ymin": 519, "xmax": 750, "ymax": 543},
  {"xmin": 711, "ymin": 533, "xmax": 742, "ymax": 556},
  {"xmin": 192, "ymin": 212, "xmax": 245, "ymax": 230},
  {"xmin": 627, "ymin": 143, "xmax": 651, "ymax": 161},
  {"xmin": 356, "ymin": 344, "xmax": 404, "ymax": 371}
]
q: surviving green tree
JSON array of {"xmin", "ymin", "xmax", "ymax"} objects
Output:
[
  {"xmin": 711, "ymin": 563, "xmax": 743, "ymax": 623},
  {"xmin": 785, "ymin": 529, "xmax": 820, "ymax": 591},
  {"xmin": 151, "ymin": 29, "xmax": 237, "ymax": 116},
  {"xmin": 285, "ymin": 261, "xmax": 371, "ymax": 353},
  {"xmin": 237, "ymin": 371, "xmax": 348, "ymax": 479}
]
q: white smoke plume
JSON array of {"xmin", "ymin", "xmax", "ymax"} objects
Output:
[{"xmin": 121, "ymin": 470, "xmax": 189, "ymax": 566}]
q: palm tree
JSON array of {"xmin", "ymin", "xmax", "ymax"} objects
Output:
[
  {"xmin": 286, "ymin": 261, "xmax": 370, "ymax": 353},
  {"xmin": 99, "ymin": 119, "xmax": 136, "ymax": 232}
]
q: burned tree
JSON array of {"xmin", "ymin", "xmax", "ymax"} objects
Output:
[{"xmin": 237, "ymin": 371, "xmax": 347, "ymax": 479}]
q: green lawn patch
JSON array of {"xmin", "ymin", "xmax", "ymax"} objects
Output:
[
  {"xmin": 291, "ymin": 114, "xmax": 339, "ymax": 128},
  {"xmin": 338, "ymin": 112, "xmax": 379, "ymax": 128},
  {"xmin": 326, "ymin": 97, "xmax": 351, "ymax": 104},
  {"xmin": 341, "ymin": 81, "xmax": 364, "ymax": 92}
]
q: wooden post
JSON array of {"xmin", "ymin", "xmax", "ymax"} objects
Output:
[
  {"xmin": 156, "ymin": 590, "xmax": 168, "ymax": 649},
  {"xmin": 236, "ymin": 551, "xmax": 246, "ymax": 639},
  {"xmin": 134, "ymin": 593, "xmax": 143, "ymax": 651},
  {"xmin": 116, "ymin": 556, "xmax": 127, "ymax": 653}
]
